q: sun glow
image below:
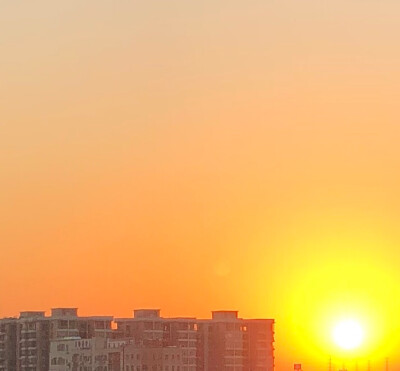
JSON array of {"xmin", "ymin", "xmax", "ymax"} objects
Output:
[{"xmin": 333, "ymin": 319, "xmax": 364, "ymax": 350}]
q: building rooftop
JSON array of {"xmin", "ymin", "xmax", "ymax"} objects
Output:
[{"xmin": 19, "ymin": 311, "xmax": 46, "ymax": 319}]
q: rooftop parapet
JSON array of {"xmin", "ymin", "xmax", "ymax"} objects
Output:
[
  {"xmin": 51, "ymin": 308, "xmax": 78, "ymax": 318},
  {"xmin": 19, "ymin": 311, "xmax": 45, "ymax": 319},
  {"xmin": 133, "ymin": 309, "xmax": 160, "ymax": 319},
  {"xmin": 212, "ymin": 311, "xmax": 239, "ymax": 320}
]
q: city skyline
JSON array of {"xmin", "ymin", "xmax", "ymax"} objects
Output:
[{"xmin": 0, "ymin": 307, "xmax": 274, "ymax": 371}]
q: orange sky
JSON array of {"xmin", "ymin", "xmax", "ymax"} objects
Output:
[{"xmin": 2, "ymin": 1, "xmax": 400, "ymax": 370}]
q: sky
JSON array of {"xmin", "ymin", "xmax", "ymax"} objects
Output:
[{"xmin": 2, "ymin": 1, "xmax": 400, "ymax": 370}]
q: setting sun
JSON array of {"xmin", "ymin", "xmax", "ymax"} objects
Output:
[{"xmin": 333, "ymin": 319, "xmax": 364, "ymax": 350}]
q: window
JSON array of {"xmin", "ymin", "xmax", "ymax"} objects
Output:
[
  {"xmin": 57, "ymin": 344, "xmax": 66, "ymax": 351},
  {"xmin": 59, "ymin": 320, "xmax": 68, "ymax": 329}
]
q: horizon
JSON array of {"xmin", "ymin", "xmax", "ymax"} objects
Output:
[{"xmin": 1, "ymin": 306, "xmax": 392, "ymax": 371}]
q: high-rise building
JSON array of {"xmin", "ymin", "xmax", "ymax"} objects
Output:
[
  {"xmin": 122, "ymin": 343, "xmax": 184, "ymax": 371},
  {"xmin": 49, "ymin": 337, "xmax": 185, "ymax": 371},
  {"xmin": 115, "ymin": 309, "xmax": 198, "ymax": 371},
  {"xmin": 10, "ymin": 308, "xmax": 113, "ymax": 371},
  {"xmin": 49, "ymin": 337, "xmax": 122, "ymax": 371},
  {"xmin": 197, "ymin": 311, "xmax": 274, "ymax": 371},
  {"xmin": 0, "ymin": 308, "xmax": 274, "ymax": 371},
  {"xmin": 17, "ymin": 311, "xmax": 50, "ymax": 371},
  {"xmin": 115, "ymin": 309, "xmax": 275, "ymax": 371},
  {"xmin": 0, "ymin": 318, "xmax": 17, "ymax": 371},
  {"xmin": 49, "ymin": 308, "xmax": 113, "ymax": 340}
]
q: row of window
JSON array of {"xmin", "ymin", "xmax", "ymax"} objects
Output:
[
  {"xmin": 125, "ymin": 353, "xmax": 182, "ymax": 361},
  {"xmin": 125, "ymin": 366, "xmax": 185, "ymax": 371},
  {"xmin": 121, "ymin": 323, "xmax": 197, "ymax": 332}
]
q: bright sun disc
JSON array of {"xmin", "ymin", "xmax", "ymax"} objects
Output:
[{"xmin": 333, "ymin": 319, "xmax": 364, "ymax": 350}]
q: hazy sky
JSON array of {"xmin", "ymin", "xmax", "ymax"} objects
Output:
[{"xmin": 2, "ymin": 1, "xmax": 400, "ymax": 369}]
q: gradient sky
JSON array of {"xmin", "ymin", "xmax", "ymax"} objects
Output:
[{"xmin": 2, "ymin": 1, "xmax": 400, "ymax": 370}]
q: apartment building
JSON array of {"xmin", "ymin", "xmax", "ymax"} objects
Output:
[
  {"xmin": 49, "ymin": 337, "xmax": 184, "ymax": 371},
  {"xmin": 0, "ymin": 318, "xmax": 17, "ymax": 371},
  {"xmin": 0, "ymin": 308, "xmax": 113, "ymax": 371},
  {"xmin": 197, "ymin": 311, "xmax": 275, "ymax": 371},
  {"xmin": 0, "ymin": 308, "xmax": 274, "ymax": 371},
  {"xmin": 122, "ymin": 343, "xmax": 184, "ymax": 371},
  {"xmin": 49, "ymin": 337, "xmax": 124, "ymax": 371},
  {"xmin": 17, "ymin": 311, "xmax": 50, "ymax": 371},
  {"xmin": 115, "ymin": 309, "xmax": 275, "ymax": 371},
  {"xmin": 115, "ymin": 310, "xmax": 198, "ymax": 371},
  {"xmin": 49, "ymin": 308, "xmax": 113, "ymax": 340}
]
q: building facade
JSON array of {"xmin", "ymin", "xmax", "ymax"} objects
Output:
[
  {"xmin": 0, "ymin": 308, "xmax": 274, "ymax": 371},
  {"xmin": 0, "ymin": 318, "xmax": 17, "ymax": 371},
  {"xmin": 49, "ymin": 337, "xmax": 184, "ymax": 371},
  {"xmin": 116, "ymin": 310, "xmax": 274, "ymax": 371},
  {"xmin": 197, "ymin": 311, "xmax": 274, "ymax": 371},
  {"xmin": 49, "ymin": 337, "xmax": 123, "ymax": 371},
  {"xmin": 0, "ymin": 308, "xmax": 113, "ymax": 371},
  {"xmin": 115, "ymin": 310, "xmax": 198, "ymax": 371}
]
